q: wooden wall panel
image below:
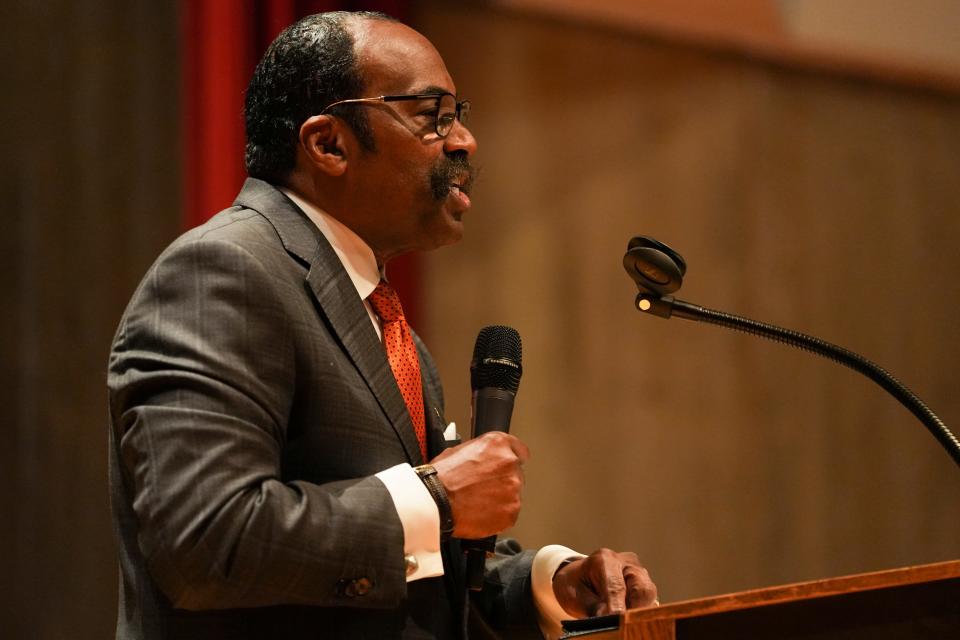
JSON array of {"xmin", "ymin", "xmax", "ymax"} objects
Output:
[
  {"xmin": 1, "ymin": 2, "xmax": 180, "ymax": 637},
  {"xmin": 3, "ymin": 2, "xmax": 958, "ymax": 636},
  {"xmin": 415, "ymin": 1, "xmax": 960, "ymax": 603}
]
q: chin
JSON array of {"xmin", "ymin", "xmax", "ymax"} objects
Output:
[
  {"xmin": 424, "ymin": 223, "xmax": 464, "ymax": 252},
  {"xmin": 411, "ymin": 200, "xmax": 467, "ymax": 252}
]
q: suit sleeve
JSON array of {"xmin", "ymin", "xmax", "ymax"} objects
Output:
[
  {"xmin": 108, "ymin": 237, "xmax": 407, "ymax": 610},
  {"xmin": 470, "ymin": 539, "xmax": 542, "ymax": 639}
]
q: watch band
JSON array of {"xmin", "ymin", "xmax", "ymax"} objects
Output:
[{"xmin": 413, "ymin": 464, "xmax": 455, "ymax": 540}]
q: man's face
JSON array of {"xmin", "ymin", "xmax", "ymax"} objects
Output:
[{"xmin": 343, "ymin": 20, "xmax": 478, "ymax": 262}]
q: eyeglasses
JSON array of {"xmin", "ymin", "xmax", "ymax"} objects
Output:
[{"xmin": 320, "ymin": 92, "xmax": 470, "ymax": 138}]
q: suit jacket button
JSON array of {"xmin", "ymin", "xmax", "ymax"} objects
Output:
[{"xmin": 352, "ymin": 577, "xmax": 373, "ymax": 596}]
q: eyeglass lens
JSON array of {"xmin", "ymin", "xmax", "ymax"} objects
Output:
[{"xmin": 436, "ymin": 94, "xmax": 469, "ymax": 137}]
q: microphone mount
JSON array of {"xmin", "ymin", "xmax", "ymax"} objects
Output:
[{"xmin": 623, "ymin": 235, "xmax": 960, "ymax": 469}]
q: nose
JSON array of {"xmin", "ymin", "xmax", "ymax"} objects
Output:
[{"xmin": 443, "ymin": 120, "xmax": 477, "ymax": 157}]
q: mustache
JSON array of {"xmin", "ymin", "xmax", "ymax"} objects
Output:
[{"xmin": 430, "ymin": 152, "xmax": 480, "ymax": 201}]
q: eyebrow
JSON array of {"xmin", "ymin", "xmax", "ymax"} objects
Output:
[{"xmin": 410, "ymin": 85, "xmax": 453, "ymax": 96}]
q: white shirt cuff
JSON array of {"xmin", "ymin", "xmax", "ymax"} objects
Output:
[
  {"xmin": 375, "ymin": 463, "xmax": 445, "ymax": 582},
  {"xmin": 532, "ymin": 544, "xmax": 586, "ymax": 640}
]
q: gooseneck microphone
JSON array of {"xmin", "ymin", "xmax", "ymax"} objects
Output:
[
  {"xmin": 464, "ymin": 325, "xmax": 523, "ymax": 591},
  {"xmin": 623, "ymin": 235, "xmax": 960, "ymax": 469}
]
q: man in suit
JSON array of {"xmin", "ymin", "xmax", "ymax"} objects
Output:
[{"xmin": 108, "ymin": 11, "xmax": 657, "ymax": 639}]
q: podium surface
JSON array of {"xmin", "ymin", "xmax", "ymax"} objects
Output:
[{"xmin": 566, "ymin": 559, "xmax": 960, "ymax": 639}]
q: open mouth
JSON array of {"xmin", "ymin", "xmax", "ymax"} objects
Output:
[
  {"xmin": 430, "ymin": 156, "xmax": 478, "ymax": 202},
  {"xmin": 447, "ymin": 174, "xmax": 472, "ymax": 208},
  {"xmin": 449, "ymin": 173, "xmax": 469, "ymax": 196}
]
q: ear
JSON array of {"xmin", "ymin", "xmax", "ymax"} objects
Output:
[{"xmin": 299, "ymin": 115, "xmax": 348, "ymax": 177}]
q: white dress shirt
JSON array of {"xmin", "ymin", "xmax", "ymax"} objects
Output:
[{"xmin": 281, "ymin": 188, "xmax": 581, "ymax": 639}]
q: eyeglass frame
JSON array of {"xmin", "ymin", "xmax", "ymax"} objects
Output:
[{"xmin": 320, "ymin": 92, "xmax": 471, "ymax": 138}]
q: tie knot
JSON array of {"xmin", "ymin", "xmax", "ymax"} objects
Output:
[{"xmin": 368, "ymin": 280, "xmax": 404, "ymax": 324}]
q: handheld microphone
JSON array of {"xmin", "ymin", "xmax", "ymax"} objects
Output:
[
  {"xmin": 464, "ymin": 325, "xmax": 523, "ymax": 591},
  {"xmin": 471, "ymin": 326, "xmax": 523, "ymax": 437}
]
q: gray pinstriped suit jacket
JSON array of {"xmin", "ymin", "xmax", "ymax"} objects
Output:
[{"xmin": 107, "ymin": 178, "xmax": 540, "ymax": 639}]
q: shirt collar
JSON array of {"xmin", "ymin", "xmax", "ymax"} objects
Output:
[{"xmin": 280, "ymin": 187, "xmax": 381, "ymax": 300}]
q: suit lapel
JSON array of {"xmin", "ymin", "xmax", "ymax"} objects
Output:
[
  {"xmin": 421, "ymin": 379, "xmax": 446, "ymax": 457},
  {"xmin": 234, "ymin": 178, "xmax": 425, "ymax": 466},
  {"xmin": 411, "ymin": 325, "xmax": 453, "ymax": 459},
  {"xmin": 305, "ymin": 245, "xmax": 425, "ymax": 466},
  {"xmin": 417, "ymin": 351, "xmax": 451, "ymax": 457}
]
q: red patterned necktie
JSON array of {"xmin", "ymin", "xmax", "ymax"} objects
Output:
[{"xmin": 367, "ymin": 280, "xmax": 428, "ymax": 461}]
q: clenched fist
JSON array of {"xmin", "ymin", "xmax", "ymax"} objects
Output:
[{"xmin": 430, "ymin": 431, "xmax": 530, "ymax": 539}]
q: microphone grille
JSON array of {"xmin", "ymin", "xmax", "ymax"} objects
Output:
[{"xmin": 470, "ymin": 325, "xmax": 522, "ymax": 393}]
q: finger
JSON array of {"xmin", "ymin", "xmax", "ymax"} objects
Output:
[
  {"xmin": 590, "ymin": 552, "xmax": 627, "ymax": 615},
  {"xmin": 505, "ymin": 434, "xmax": 530, "ymax": 462},
  {"xmin": 623, "ymin": 563, "xmax": 657, "ymax": 609}
]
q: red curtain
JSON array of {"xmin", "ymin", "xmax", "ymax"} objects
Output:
[{"xmin": 181, "ymin": 0, "xmax": 420, "ymax": 325}]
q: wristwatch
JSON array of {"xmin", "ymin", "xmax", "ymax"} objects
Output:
[{"xmin": 413, "ymin": 464, "xmax": 455, "ymax": 541}]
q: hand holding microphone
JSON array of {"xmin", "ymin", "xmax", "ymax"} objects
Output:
[
  {"xmin": 430, "ymin": 326, "xmax": 525, "ymax": 590},
  {"xmin": 430, "ymin": 430, "xmax": 528, "ymax": 539},
  {"xmin": 432, "ymin": 326, "xmax": 526, "ymax": 539}
]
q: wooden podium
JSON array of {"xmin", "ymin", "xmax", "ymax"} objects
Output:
[{"xmin": 562, "ymin": 560, "xmax": 960, "ymax": 639}]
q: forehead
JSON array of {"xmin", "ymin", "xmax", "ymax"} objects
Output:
[{"xmin": 351, "ymin": 19, "xmax": 456, "ymax": 96}]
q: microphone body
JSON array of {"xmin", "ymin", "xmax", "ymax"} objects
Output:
[
  {"xmin": 464, "ymin": 326, "xmax": 522, "ymax": 590},
  {"xmin": 471, "ymin": 387, "xmax": 516, "ymax": 437}
]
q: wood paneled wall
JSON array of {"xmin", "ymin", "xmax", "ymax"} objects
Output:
[
  {"xmin": 3, "ymin": 2, "xmax": 958, "ymax": 637},
  {"xmin": 2, "ymin": 2, "xmax": 180, "ymax": 637},
  {"xmin": 415, "ymin": 1, "xmax": 960, "ymax": 603}
]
